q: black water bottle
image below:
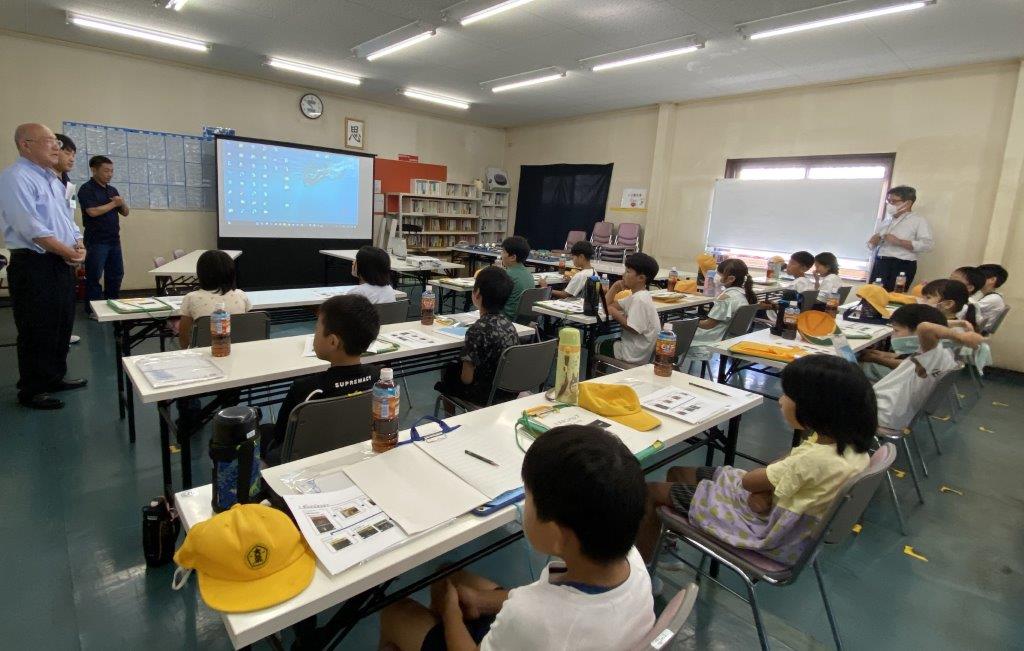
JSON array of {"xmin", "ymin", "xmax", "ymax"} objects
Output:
[
  {"xmin": 771, "ymin": 300, "xmax": 790, "ymax": 336},
  {"xmin": 210, "ymin": 405, "xmax": 261, "ymax": 513},
  {"xmin": 583, "ymin": 273, "xmax": 601, "ymax": 317}
]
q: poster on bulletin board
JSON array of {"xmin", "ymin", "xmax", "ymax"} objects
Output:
[{"xmin": 620, "ymin": 188, "xmax": 647, "ymax": 209}]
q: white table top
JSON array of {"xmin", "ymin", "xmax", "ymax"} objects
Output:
[
  {"xmin": 91, "ymin": 286, "xmax": 409, "ymax": 323},
  {"xmin": 452, "ymin": 246, "xmax": 681, "ymax": 281},
  {"xmin": 428, "ymin": 272, "xmax": 565, "ymax": 293},
  {"xmin": 710, "ymin": 319, "xmax": 893, "ymax": 370},
  {"xmin": 174, "ymin": 365, "xmax": 762, "ymax": 648},
  {"xmin": 532, "ymin": 294, "xmax": 714, "ymax": 326},
  {"xmin": 124, "ymin": 316, "xmax": 534, "ymax": 403},
  {"xmin": 149, "ymin": 250, "xmax": 242, "ymax": 276},
  {"xmin": 320, "ymin": 249, "xmax": 464, "ymax": 273}
]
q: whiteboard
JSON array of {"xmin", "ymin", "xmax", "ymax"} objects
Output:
[{"xmin": 706, "ymin": 178, "xmax": 885, "ymax": 260}]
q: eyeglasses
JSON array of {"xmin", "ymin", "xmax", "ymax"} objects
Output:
[{"xmin": 24, "ymin": 137, "xmax": 59, "ymax": 147}]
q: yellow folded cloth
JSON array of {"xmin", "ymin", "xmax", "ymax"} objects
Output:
[
  {"xmin": 674, "ymin": 279, "xmax": 698, "ymax": 294},
  {"xmin": 887, "ymin": 292, "xmax": 918, "ymax": 305},
  {"xmin": 614, "ymin": 289, "xmax": 633, "ymax": 302},
  {"xmin": 729, "ymin": 341, "xmax": 807, "ymax": 363}
]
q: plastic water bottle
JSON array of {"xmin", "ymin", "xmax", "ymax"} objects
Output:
[
  {"xmin": 782, "ymin": 305, "xmax": 799, "ymax": 340},
  {"xmin": 894, "ymin": 272, "xmax": 907, "ymax": 293},
  {"xmin": 824, "ymin": 290, "xmax": 839, "ymax": 317},
  {"xmin": 558, "ymin": 255, "xmax": 566, "ymax": 273},
  {"xmin": 371, "ymin": 368, "xmax": 400, "ymax": 453},
  {"xmin": 654, "ymin": 323, "xmax": 677, "ymax": 377},
  {"xmin": 704, "ymin": 270, "xmax": 717, "ymax": 296},
  {"xmin": 668, "ymin": 266, "xmax": 679, "ymax": 287},
  {"xmin": 873, "ymin": 277, "xmax": 884, "ymax": 287},
  {"xmin": 600, "ymin": 274, "xmax": 610, "ymax": 294},
  {"xmin": 420, "ymin": 286, "xmax": 435, "ymax": 325},
  {"xmin": 211, "ymin": 302, "xmax": 231, "ymax": 357}
]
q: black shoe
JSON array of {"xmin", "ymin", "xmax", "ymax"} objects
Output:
[
  {"xmin": 19, "ymin": 394, "xmax": 64, "ymax": 410},
  {"xmin": 51, "ymin": 378, "xmax": 88, "ymax": 392}
]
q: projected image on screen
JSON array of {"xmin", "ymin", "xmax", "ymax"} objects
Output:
[{"xmin": 217, "ymin": 137, "xmax": 373, "ymax": 239}]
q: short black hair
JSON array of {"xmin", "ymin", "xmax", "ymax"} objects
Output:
[
  {"xmin": 814, "ymin": 252, "xmax": 840, "ymax": 275},
  {"xmin": 780, "ymin": 355, "xmax": 875, "ymax": 455},
  {"xmin": 952, "ymin": 266, "xmax": 986, "ymax": 294},
  {"xmin": 977, "ymin": 263, "xmax": 1008, "ymax": 288},
  {"xmin": 624, "ymin": 252, "xmax": 658, "ymax": 287},
  {"xmin": 196, "ymin": 250, "xmax": 237, "ymax": 294},
  {"xmin": 89, "ymin": 155, "xmax": 112, "ymax": 168},
  {"xmin": 319, "ymin": 294, "xmax": 380, "ymax": 356},
  {"xmin": 790, "ymin": 251, "xmax": 814, "ymax": 268},
  {"xmin": 570, "ymin": 240, "xmax": 594, "ymax": 260},
  {"xmin": 521, "ymin": 425, "xmax": 645, "ymax": 563},
  {"xmin": 501, "ymin": 236, "xmax": 531, "ymax": 264},
  {"xmin": 55, "ymin": 134, "xmax": 76, "ymax": 152},
  {"xmin": 355, "ymin": 245, "xmax": 391, "ymax": 287},
  {"xmin": 474, "ymin": 265, "xmax": 513, "ymax": 313},
  {"xmin": 887, "ymin": 185, "xmax": 917, "ymax": 203},
  {"xmin": 890, "ymin": 303, "xmax": 948, "ymax": 331},
  {"xmin": 923, "ymin": 279, "xmax": 977, "ymax": 329}
]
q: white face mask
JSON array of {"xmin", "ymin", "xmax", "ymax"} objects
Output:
[{"xmin": 885, "ymin": 202, "xmax": 903, "ymax": 216}]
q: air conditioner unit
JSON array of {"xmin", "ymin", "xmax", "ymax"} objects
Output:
[{"xmin": 485, "ymin": 167, "xmax": 510, "ymax": 191}]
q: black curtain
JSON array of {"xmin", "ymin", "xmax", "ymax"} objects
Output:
[{"xmin": 514, "ymin": 163, "xmax": 613, "ymax": 250}]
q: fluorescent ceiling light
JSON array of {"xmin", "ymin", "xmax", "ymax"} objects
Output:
[
  {"xmin": 403, "ymin": 88, "xmax": 470, "ymax": 110},
  {"xmin": 366, "ymin": 30, "xmax": 435, "ymax": 61},
  {"xmin": 267, "ymin": 58, "xmax": 361, "ymax": 85},
  {"xmin": 491, "ymin": 72, "xmax": 565, "ymax": 93},
  {"xmin": 592, "ymin": 45, "xmax": 701, "ymax": 72},
  {"xmin": 165, "ymin": 0, "xmax": 189, "ymax": 10},
  {"xmin": 461, "ymin": 0, "xmax": 536, "ymax": 26},
  {"xmin": 747, "ymin": 1, "xmax": 931, "ymax": 40},
  {"xmin": 67, "ymin": 12, "xmax": 208, "ymax": 51}
]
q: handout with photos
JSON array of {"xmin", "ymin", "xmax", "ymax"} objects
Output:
[
  {"xmin": 639, "ymin": 386, "xmax": 727, "ymax": 424},
  {"xmin": 377, "ymin": 329, "xmax": 448, "ymax": 349},
  {"xmin": 537, "ymin": 298, "xmax": 585, "ymax": 314},
  {"xmin": 284, "ymin": 485, "xmax": 408, "ymax": 576}
]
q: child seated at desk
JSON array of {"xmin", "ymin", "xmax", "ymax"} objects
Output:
[
  {"xmin": 637, "ymin": 355, "xmax": 873, "ymax": 566},
  {"xmin": 973, "ymin": 263, "xmax": 1009, "ymax": 333},
  {"xmin": 499, "ymin": 235, "xmax": 536, "ymax": 321},
  {"xmin": 812, "ymin": 251, "xmax": 843, "ymax": 297},
  {"xmin": 261, "ymin": 294, "xmax": 380, "ymax": 465},
  {"xmin": 177, "ymin": 250, "xmax": 251, "ymax": 348},
  {"xmin": 950, "ymin": 266, "xmax": 985, "ymax": 298},
  {"xmin": 379, "ymin": 425, "xmax": 655, "ymax": 651},
  {"xmin": 684, "ymin": 258, "xmax": 757, "ymax": 367},
  {"xmin": 873, "ymin": 304, "xmax": 982, "ymax": 431},
  {"xmin": 544, "ymin": 240, "xmax": 594, "ymax": 299},
  {"xmin": 787, "ymin": 250, "xmax": 816, "ymax": 293},
  {"xmin": 921, "ymin": 278, "xmax": 992, "ymax": 373},
  {"xmin": 349, "ymin": 245, "xmax": 398, "ymax": 304},
  {"xmin": 600, "ymin": 252, "xmax": 661, "ymax": 365},
  {"xmin": 435, "ymin": 266, "xmax": 520, "ymax": 407}
]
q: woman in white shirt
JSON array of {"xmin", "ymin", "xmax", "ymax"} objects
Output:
[
  {"xmin": 867, "ymin": 185, "xmax": 934, "ymax": 291},
  {"xmin": 348, "ymin": 245, "xmax": 397, "ymax": 304},
  {"xmin": 178, "ymin": 250, "xmax": 251, "ymax": 348}
]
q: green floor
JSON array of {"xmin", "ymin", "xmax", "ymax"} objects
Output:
[{"xmin": 1, "ymin": 310, "xmax": 1022, "ymax": 650}]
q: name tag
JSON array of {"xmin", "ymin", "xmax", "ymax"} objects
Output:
[{"xmin": 65, "ymin": 182, "xmax": 76, "ymax": 201}]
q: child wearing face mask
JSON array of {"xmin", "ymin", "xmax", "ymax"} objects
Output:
[
  {"xmin": 922, "ymin": 278, "xmax": 992, "ymax": 373},
  {"xmin": 873, "ymin": 304, "xmax": 983, "ymax": 431},
  {"xmin": 684, "ymin": 258, "xmax": 757, "ymax": 372}
]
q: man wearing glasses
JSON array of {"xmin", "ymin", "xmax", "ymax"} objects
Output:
[
  {"xmin": 0, "ymin": 123, "xmax": 89, "ymax": 409},
  {"xmin": 867, "ymin": 185, "xmax": 933, "ymax": 291}
]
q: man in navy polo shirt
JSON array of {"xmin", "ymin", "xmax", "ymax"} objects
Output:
[{"xmin": 77, "ymin": 155, "xmax": 129, "ymax": 313}]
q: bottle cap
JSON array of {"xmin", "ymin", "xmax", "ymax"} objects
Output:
[
  {"xmin": 662, "ymin": 323, "xmax": 673, "ymax": 332},
  {"xmin": 216, "ymin": 302, "xmax": 226, "ymax": 310},
  {"xmin": 380, "ymin": 368, "xmax": 393, "ymax": 381}
]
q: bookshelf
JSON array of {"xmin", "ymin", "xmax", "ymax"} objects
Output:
[
  {"xmin": 479, "ymin": 190, "xmax": 509, "ymax": 242},
  {"xmin": 390, "ymin": 179, "xmax": 482, "ymax": 253}
]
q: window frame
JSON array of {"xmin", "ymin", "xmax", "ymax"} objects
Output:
[{"xmin": 724, "ymin": 153, "xmax": 897, "ymax": 182}]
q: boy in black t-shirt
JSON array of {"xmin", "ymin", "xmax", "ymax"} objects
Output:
[{"xmin": 262, "ymin": 294, "xmax": 381, "ymax": 465}]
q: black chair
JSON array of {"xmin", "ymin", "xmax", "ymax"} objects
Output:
[
  {"xmin": 280, "ymin": 392, "xmax": 373, "ymax": 463},
  {"xmin": 190, "ymin": 311, "xmax": 271, "ymax": 347},
  {"xmin": 375, "ymin": 300, "xmax": 411, "ymax": 325}
]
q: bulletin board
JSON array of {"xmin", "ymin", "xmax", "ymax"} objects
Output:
[{"xmin": 62, "ymin": 121, "xmax": 217, "ymax": 211}]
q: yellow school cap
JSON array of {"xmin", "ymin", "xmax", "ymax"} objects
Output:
[
  {"xmin": 579, "ymin": 383, "xmax": 661, "ymax": 431},
  {"xmin": 909, "ymin": 283, "xmax": 924, "ymax": 297},
  {"xmin": 855, "ymin": 285, "xmax": 892, "ymax": 318},
  {"xmin": 174, "ymin": 503, "xmax": 315, "ymax": 613},
  {"xmin": 696, "ymin": 252, "xmax": 717, "ymax": 274},
  {"xmin": 674, "ymin": 279, "xmax": 698, "ymax": 294}
]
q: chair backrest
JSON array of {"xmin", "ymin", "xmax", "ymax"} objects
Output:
[
  {"xmin": 173, "ymin": 249, "xmax": 186, "ymax": 259},
  {"xmin": 487, "ymin": 337, "xmax": 558, "ymax": 404},
  {"xmin": 153, "ymin": 256, "xmax": 166, "ymax": 269},
  {"xmin": 564, "ymin": 230, "xmax": 587, "ymax": 250},
  {"xmin": 516, "ymin": 286, "xmax": 552, "ymax": 320},
  {"xmin": 987, "ymin": 306, "xmax": 1010, "ymax": 335},
  {"xmin": 375, "ymin": 300, "xmax": 410, "ymax": 325},
  {"xmin": 281, "ymin": 391, "xmax": 373, "ymax": 462},
  {"xmin": 822, "ymin": 443, "xmax": 897, "ymax": 544},
  {"xmin": 922, "ymin": 365, "xmax": 963, "ymax": 416},
  {"xmin": 724, "ymin": 304, "xmax": 758, "ymax": 338},
  {"xmin": 190, "ymin": 311, "xmax": 271, "ymax": 348},
  {"xmin": 630, "ymin": 582, "xmax": 699, "ymax": 651},
  {"xmin": 799, "ymin": 290, "xmax": 819, "ymax": 312},
  {"xmin": 614, "ymin": 222, "xmax": 641, "ymax": 247},
  {"xmin": 837, "ymin": 285, "xmax": 853, "ymax": 305},
  {"xmin": 590, "ymin": 221, "xmax": 613, "ymax": 245},
  {"xmin": 670, "ymin": 318, "xmax": 701, "ymax": 361}
]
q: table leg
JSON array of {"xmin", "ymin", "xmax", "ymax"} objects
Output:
[
  {"xmin": 724, "ymin": 415, "xmax": 741, "ymax": 467},
  {"xmin": 584, "ymin": 324, "xmax": 597, "ymax": 379},
  {"xmin": 127, "ymin": 377, "xmax": 136, "ymax": 444},
  {"xmin": 159, "ymin": 401, "xmax": 173, "ymax": 498},
  {"xmin": 114, "ymin": 323, "xmax": 125, "ymax": 419},
  {"xmin": 182, "ymin": 422, "xmax": 193, "ymax": 489},
  {"xmin": 717, "ymin": 354, "xmax": 728, "ymax": 384}
]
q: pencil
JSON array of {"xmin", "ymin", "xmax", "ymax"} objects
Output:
[
  {"xmin": 464, "ymin": 449, "xmax": 499, "ymax": 466},
  {"xmin": 686, "ymin": 380, "xmax": 731, "ymax": 397}
]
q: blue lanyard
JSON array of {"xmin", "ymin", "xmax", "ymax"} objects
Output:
[{"xmin": 398, "ymin": 415, "xmax": 460, "ymax": 445}]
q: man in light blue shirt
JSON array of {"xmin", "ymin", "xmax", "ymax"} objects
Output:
[{"xmin": 0, "ymin": 123, "xmax": 89, "ymax": 409}]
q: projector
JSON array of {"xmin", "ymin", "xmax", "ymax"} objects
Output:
[{"xmin": 485, "ymin": 167, "xmax": 510, "ymax": 191}]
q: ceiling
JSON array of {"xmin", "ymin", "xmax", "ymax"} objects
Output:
[{"xmin": 3, "ymin": 0, "xmax": 1023, "ymax": 127}]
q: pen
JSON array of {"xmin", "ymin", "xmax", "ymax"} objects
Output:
[
  {"xmin": 465, "ymin": 449, "xmax": 499, "ymax": 467},
  {"xmin": 686, "ymin": 380, "xmax": 731, "ymax": 397}
]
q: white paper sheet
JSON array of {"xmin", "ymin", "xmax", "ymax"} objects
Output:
[
  {"xmin": 639, "ymin": 386, "xmax": 727, "ymax": 424},
  {"xmin": 414, "ymin": 427, "xmax": 526, "ymax": 499},
  {"xmin": 134, "ymin": 351, "xmax": 224, "ymax": 388},
  {"xmin": 284, "ymin": 486, "xmax": 408, "ymax": 576},
  {"xmin": 343, "ymin": 445, "xmax": 488, "ymax": 534},
  {"xmin": 377, "ymin": 329, "xmax": 448, "ymax": 350}
]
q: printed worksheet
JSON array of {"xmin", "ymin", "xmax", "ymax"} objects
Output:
[
  {"xmin": 377, "ymin": 329, "xmax": 448, "ymax": 350},
  {"xmin": 639, "ymin": 386, "xmax": 728, "ymax": 425}
]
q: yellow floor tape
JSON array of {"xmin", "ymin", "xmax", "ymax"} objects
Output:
[
  {"xmin": 903, "ymin": 545, "xmax": 928, "ymax": 562},
  {"xmin": 169, "ymin": 445, "xmax": 180, "ymax": 453},
  {"xmin": 992, "ymin": 401, "xmax": 1009, "ymax": 407},
  {"xmin": 930, "ymin": 415, "xmax": 951, "ymax": 422},
  {"xmin": 979, "ymin": 426, "xmax": 996, "ymax": 433},
  {"xmin": 892, "ymin": 468, "xmax": 906, "ymax": 479},
  {"xmin": 939, "ymin": 485, "xmax": 963, "ymax": 495},
  {"xmin": 851, "ymin": 523, "xmax": 862, "ymax": 534}
]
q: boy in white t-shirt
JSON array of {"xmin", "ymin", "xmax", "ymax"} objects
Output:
[
  {"xmin": 178, "ymin": 250, "xmax": 251, "ymax": 348},
  {"xmin": 348, "ymin": 245, "xmax": 398, "ymax": 304},
  {"xmin": 874, "ymin": 304, "xmax": 983, "ymax": 430},
  {"xmin": 379, "ymin": 425, "xmax": 655, "ymax": 651},
  {"xmin": 602, "ymin": 252, "xmax": 661, "ymax": 364},
  {"xmin": 787, "ymin": 250, "xmax": 816, "ymax": 293},
  {"xmin": 545, "ymin": 240, "xmax": 594, "ymax": 299},
  {"xmin": 973, "ymin": 263, "xmax": 1008, "ymax": 333}
]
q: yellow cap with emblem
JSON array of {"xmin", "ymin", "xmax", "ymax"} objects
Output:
[{"xmin": 173, "ymin": 503, "xmax": 315, "ymax": 612}]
